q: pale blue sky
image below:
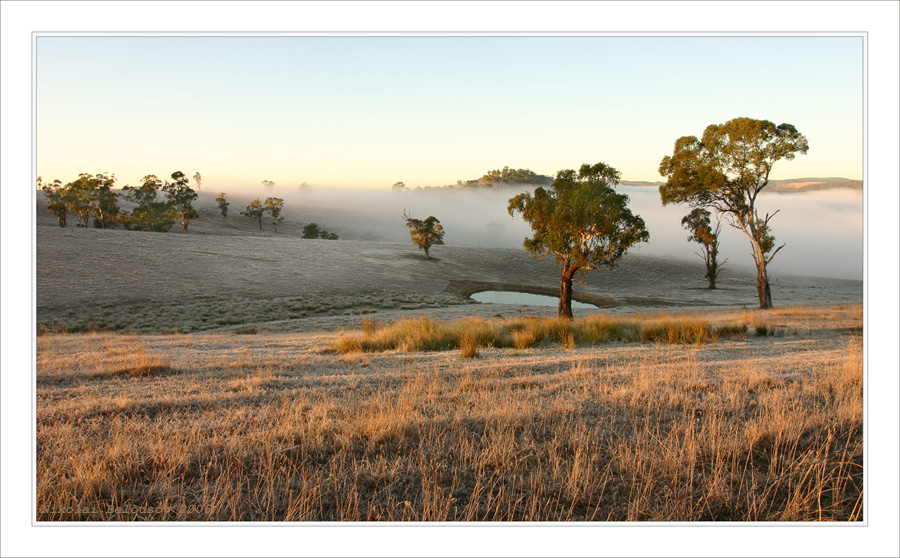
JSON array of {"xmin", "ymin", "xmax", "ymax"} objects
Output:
[{"xmin": 36, "ymin": 35, "xmax": 863, "ymax": 190}]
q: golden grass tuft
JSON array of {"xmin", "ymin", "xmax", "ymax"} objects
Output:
[{"xmin": 333, "ymin": 313, "xmax": 752, "ymax": 354}]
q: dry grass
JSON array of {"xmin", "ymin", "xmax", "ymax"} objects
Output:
[
  {"xmin": 35, "ymin": 305, "xmax": 863, "ymax": 522},
  {"xmin": 333, "ymin": 313, "xmax": 751, "ymax": 355}
]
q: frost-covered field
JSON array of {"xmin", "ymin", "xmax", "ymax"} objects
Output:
[{"xmin": 35, "ymin": 192, "xmax": 861, "ymax": 334}]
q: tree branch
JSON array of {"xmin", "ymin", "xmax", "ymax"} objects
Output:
[{"xmin": 765, "ymin": 243, "xmax": 786, "ymax": 264}]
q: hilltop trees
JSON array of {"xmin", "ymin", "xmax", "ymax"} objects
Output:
[
  {"xmin": 215, "ymin": 193, "xmax": 230, "ymax": 218},
  {"xmin": 508, "ymin": 162, "xmax": 649, "ymax": 319},
  {"xmin": 682, "ymin": 208, "xmax": 726, "ymax": 289},
  {"xmin": 460, "ymin": 166, "xmax": 553, "ymax": 188},
  {"xmin": 659, "ymin": 117, "xmax": 808, "ymax": 308},
  {"xmin": 162, "ymin": 171, "xmax": 199, "ymax": 232},
  {"xmin": 192, "ymin": 172, "xmax": 202, "ymax": 192},
  {"xmin": 392, "ymin": 182, "xmax": 408, "ymax": 191},
  {"xmin": 402, "ymin": 211, "xmax": 444, "ymax": 259},
  {"xmin": 262, "ymin": 180, "xmax": 275, "ymax": 191}
]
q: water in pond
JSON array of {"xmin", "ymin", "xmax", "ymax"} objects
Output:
[{"xmin": 471, "ymin": 291, "xmax": 596, "ymax": 309}]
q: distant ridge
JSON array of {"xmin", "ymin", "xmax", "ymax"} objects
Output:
[
  {"xmin": 620, "ymin": 177, "xmax": 862, "ymax": 193},
  {"xmin": 766, "ymin": 178, "xmax": 863, "ymax": 193}
]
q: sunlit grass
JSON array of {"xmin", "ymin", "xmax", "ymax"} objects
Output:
[
  {"xmin": 35, "ymin": 305, "xmax": 863, "ymax": 522},
  {"xmin": 334, "ymin": 313, "xmax": 750, "ymax": 354}
]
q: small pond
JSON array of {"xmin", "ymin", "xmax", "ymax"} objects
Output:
[{"xmin": 470, "ymin": 291, "xmax": 597, "ymax": 309}]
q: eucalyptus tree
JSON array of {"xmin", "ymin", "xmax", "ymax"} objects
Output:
[
  {"xmin": 40, "ymin": 178, "xmax": 69, "ymax": 227},
  {"xmin": 659, "ymin": 117, "xmax": 808, "ymax": 308},
  {"xmin": 402, "ymin": 210, "xmax": 444, "ymax": 259},
  {"xmin": 682, "ymin": 208, "xmax": 727, "ymax": 289},
  {"xmin": 508, "ymin": 162, "xmax": 649, "ymax": 319},
  {"xmin": 162, "ymin": 171, "xmax": 199, "ymax": 232},
  {"xmin": 93, "ymin": 174, "xmax": 121, "ymax": 229},
  {"xmin": 264, "ymin": 197, "xmax": 284, "ymax": 232},
  {"xmin": 63, "ymin": 172, "xmax": 119, "ymax": 228},
  {"xmin": 193, "ymin": 172, "xmax": 202, "ymax": 192},
  {"xmin": 122, "ymin": 175, "xmax": 163, "ymax": 207},
  {"xmin": 215, "ymin": 192, "xmax": 230, "ymax": 218},
  {"xmin": 242, "ymin": 198, "xmax": 265, "ymax": 230}
]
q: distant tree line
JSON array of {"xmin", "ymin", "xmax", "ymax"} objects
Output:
[{"xmin": 39, "ymin": 171, "xmax": 199, "ymax": 232}]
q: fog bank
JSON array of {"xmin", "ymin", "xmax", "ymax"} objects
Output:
[{"xmin": 224, "ymin": 184, "xmax": 863, "ymax": 281}]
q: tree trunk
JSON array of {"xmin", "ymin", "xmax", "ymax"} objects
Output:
[
  {"xmin": 756, "ymin": 257, "xmax": 773, "ymax": 309},
  {"xmin": 257, "ymin": 215, "xmax": 262, "ymax": 230},
  {"xmin": 424, "ymin": 246, "xmax": 430, "ymax": 259},
  {"xmin": 559, "ymin": 275, "xmax": 574, "ymax": 319},
  {"xmin": 706, "ymin": 247, "xmax": 717, "ymax": 289}
]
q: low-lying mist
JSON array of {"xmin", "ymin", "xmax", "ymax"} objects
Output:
[{"xmin": 220, "ymin": 184, "xmax": 863, "ymax": 281}]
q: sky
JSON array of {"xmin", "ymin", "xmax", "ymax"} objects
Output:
[{"xmin": 36, "ymin": 35, "xmax": 863, "ymax": 190}]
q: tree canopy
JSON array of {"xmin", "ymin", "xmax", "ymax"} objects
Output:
[{"xmin": 508, "ymin": 162, "xmax": 649, "ymax": 318}]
